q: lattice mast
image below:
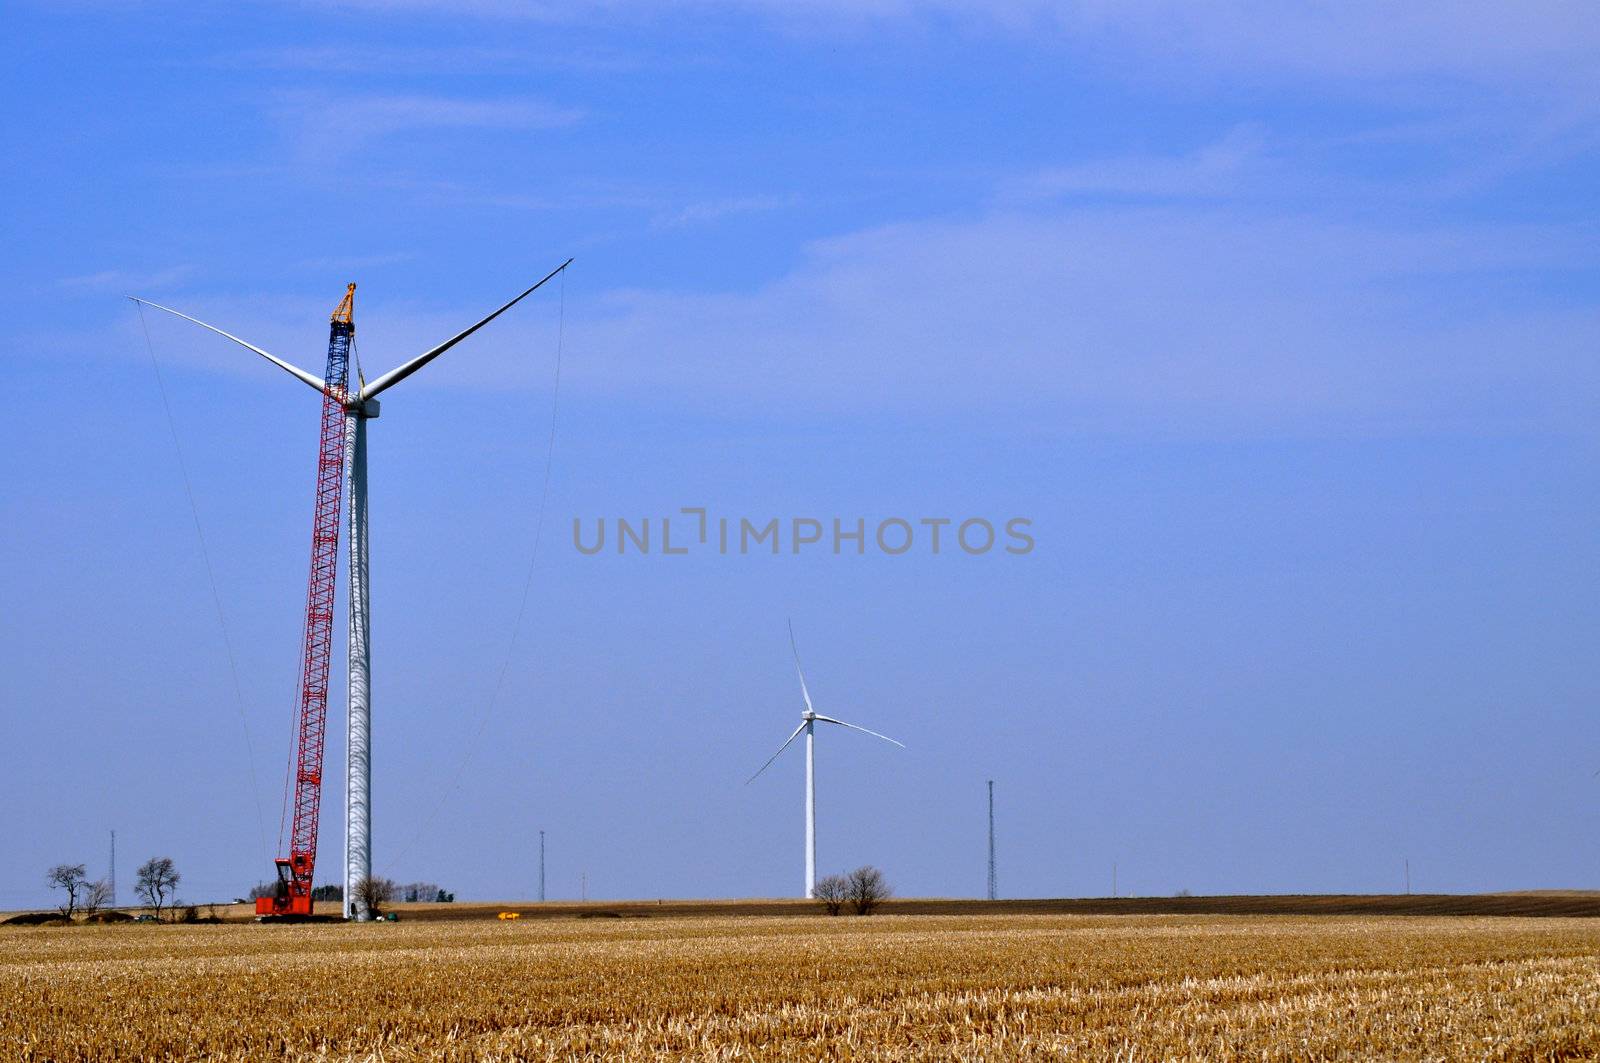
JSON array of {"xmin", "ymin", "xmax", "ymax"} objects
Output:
[
  {"xmin": 987, "ymin": 780, "xmax": 997, "ymax": 901},
  {"xmin": 258, "ymin": 284, "xmax": 355, "ymax": 917}
]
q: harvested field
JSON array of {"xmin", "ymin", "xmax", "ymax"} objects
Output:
[
  {"xmin": 82, "ymin": 890, "xmax": 1599, "ymax": 925},
  {"xmin": 391, "ymin": 891, "xmax": 1600, "ymax": 921},
  {"xmin": 4, "ymin": 913, "xmax": 1599, "ymax": 1060}
]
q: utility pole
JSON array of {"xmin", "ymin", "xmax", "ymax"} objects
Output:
[
  {"xmin": 581, "ymin": 871, "xmax": 587, "ymax": 903},
  {"xmin": 1112, "ymin": 861, "xmax": 1117, "ymax": 899},
  {"xmin": 108, "ymin": 830, "xmax": 116, "ymax": 908},
  {"xmin": 539, "ymin": 830, "xmax": 546, "ymax": 903},
  {"xmin": 986, "ymin": 780, "xmax": 997, "ymax": 901},
  {"xmin": 1405, "ymin": 858, "xmax": 1410, "ymax": 895}
]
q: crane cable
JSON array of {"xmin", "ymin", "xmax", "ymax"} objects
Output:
[
  {"xmin": 134, "ymin": 299, "xmax": 271, "ymax": 866},
  {"xmin": 275, "ymin": 617, "xmax": 307, "ymax": 857},
  {"xmin": 384, "ymin": 268, "xmax": 568, "ymax": 876}
]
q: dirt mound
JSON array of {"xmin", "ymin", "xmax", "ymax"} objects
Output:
[
  {"xmin": 3, "ymin": 911, "xmax": 70, "ymax": 926},
  {"xmin": 3, "ymin": 910, "xmax": 143, "ymax": 926}
]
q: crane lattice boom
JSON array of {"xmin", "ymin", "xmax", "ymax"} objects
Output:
[{"xmin": 257, "ymin": 284, "xmax": 355, "ymax": 917}]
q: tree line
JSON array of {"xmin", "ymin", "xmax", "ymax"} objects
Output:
[
  {"xmin": 46, "ymin": 857, "xmax": 180, "ymax": 920},
  {"xmin": 813, "ymin": 866, "xmax": 892, "ymax": 916},
  {"xmin": 250, "ymin": 878, "xmax": 455, "ymax": 906}
]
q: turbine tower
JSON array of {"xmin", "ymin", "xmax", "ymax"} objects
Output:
[
  {"xmin": 748, "ymin": 621, "xmax": 904, "ymax": 897},
  {"xmin": 133, "ymin": 261, "xmax": 570, "ymax": 919}
]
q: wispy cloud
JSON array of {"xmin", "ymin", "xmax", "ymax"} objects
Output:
[
  {"xmin": 650, "ymin": 193, "xmax": 805, "ymax": 230},
  {"xmin": 141, "ymin": 197, "xmax": 1574, "ymax": 441},
  {"xmin": 1051, "ymin": 0, "xmax": 1600, "ymax": 91},
  {"xmin": 1008, "ymin": 125, "xmax": 1271, "ymax": 202},
  {"xmin": 293, "ymin": 251, "xmax": 418, "ymax": 272},
  {"xmin": 60, "ymin": 265, "xmax": 194, "ymax": 294},
  {"xmin": 276, "ymin": 1, "xmax": 1600, "ymax": 92},
  {"xmin": 549, "ymin": 205, "xmax": 1600, "ymax": 436},
  {"xmin": 76, "ymin": 194, "xmax": 1599, "ymax": 442},
  {"xmin": 273, "ymin": 92, "xmax": 582, "ymax": 161},
  {"xmin": 222, "ymin": 42, "xmax": 646, "ymax": 75}
]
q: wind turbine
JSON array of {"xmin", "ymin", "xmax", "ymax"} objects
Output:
[
  {"xmin": 747, "ymin": 621, "xmax": 904, "ymax": 898},
  {"xmin": 132, "ymin": 260, "xmax": 570, "ymax": 919}
]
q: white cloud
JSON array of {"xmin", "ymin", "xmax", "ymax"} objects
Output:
[
  {"xmin": 277, "ymin": 1, "xmax": 1600, "ymax": 92},
  {"xmin": 222, "ymin": 42, "xmax": 646, "ymax": 75},
  {"xmin": 650, "ymin": 193, "xmax": 806, "ymax": 230},
  {"xmin": 1009, "ymin": 125, "xmax": 1271, "ymax": 202},
  {"xmin": 77, "ymin": 135, "xmax": 1597, "ymax": 442},
  {"xmin": 543, "ymin": 206, "xmax": 1598, "ymax": 436},
  {"xmin": 1052, "ymin": 0, "xmax": 1600, "ymax": 90},
  {"xmin": 273, "ymin": 92, "xmax": 582, "ymax": 162},
  {"xmin": 134, "ymin": 202, "xmax": 1578, "ymax": 440},
  {"xmin": 292, "ymin": 252, "xmax": 420, "ymax": 276},
  {"xmin": 60, "ymin": 265, "xmax": 194, "ymax": 294}
]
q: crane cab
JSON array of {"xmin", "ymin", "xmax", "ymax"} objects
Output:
[{"xmin": 254, "ymin": 857, "xmax": 313, "ymax": 917}]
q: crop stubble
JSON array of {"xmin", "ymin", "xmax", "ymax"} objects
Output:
[{"xmin": 4, "ymin": 914, "xmax": 1598, "ymax": 1060}]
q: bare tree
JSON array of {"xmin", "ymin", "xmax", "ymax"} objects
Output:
[
  {"xmin": 813, "ymin": 875, "xmax": 849, "ymax": 916},
  {"xmin": 354, "ymin": 875, "xmax": 396, "ymax": 918},
  {"xmin": 82, "ymin": 879, "xmax": 114, "ymax": 917},
  {"xmin": 846, "ymin": 865, "xmax": 891, "ymax": 916},
  {"xmin": 135, "ymin": 857, "xmax": 180, "ymax": 921},
  {"xmin": 47, "ymin": 864, "xmax": 89, "ymax": 918}
]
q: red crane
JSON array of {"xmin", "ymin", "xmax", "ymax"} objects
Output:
[{"xmin": 257, "ymin": 284, "xmax": 356, "ymax": 918}]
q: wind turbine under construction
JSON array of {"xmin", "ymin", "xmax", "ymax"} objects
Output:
[
  {"xmin": 748, "ymin": 621, "xmax": 904, "ymax": 898},
  {"xmin": 132, "ymin": 260, "xmax": 570, "ymax": 919}
]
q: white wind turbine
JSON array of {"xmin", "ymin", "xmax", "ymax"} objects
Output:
[
  {"xmin": 132, "ymin": 260, "xmax": 569, "ymax": 919},
  {"xmin": 748, "ymin": 621, "xmax": 904, "ymax": 898}
]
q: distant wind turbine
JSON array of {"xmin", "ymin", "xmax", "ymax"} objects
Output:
[{"xmin": 747, "ymin": 621, "xmax": 904, "ymax": 898}]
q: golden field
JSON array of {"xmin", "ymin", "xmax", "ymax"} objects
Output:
[{"xmin": 4, "ymin": 912, "xmax": 1599, "ymax": 1061}]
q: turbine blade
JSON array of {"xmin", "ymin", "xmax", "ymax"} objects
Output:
[
  {"xmin": 812, "ymin": 714, "xmax": 906, "ymax": 748},
  {"xmin": 361, "ymin": 258, "xmax": 572, "ymax": 401},
  {"xmin": 130, "ymin": 297, "xmax": 326, "ymax": 392},
  {"xmin": 745, "ymin": 722, "xmax": 808, "ymax": 784},
  {"xmin": 787, "ymin": 619, "xmax": 816, "ymax": 715}
]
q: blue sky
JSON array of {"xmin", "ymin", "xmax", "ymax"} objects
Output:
[{"xmin": 3, "ymin": 2, "xmax": 1599, "ymax": 907}]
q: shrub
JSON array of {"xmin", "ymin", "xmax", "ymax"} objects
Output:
[
  {"xmin": 813, "ymin": 875, "xmax": 849, "ymax": 916},
  {"xmin": 847, "ymin": 866, "xmax": 891, "ymax": 916}
]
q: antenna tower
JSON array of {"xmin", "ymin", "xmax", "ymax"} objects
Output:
[{"xmin": 986, "ymin": 780, "xmax": 997, "ymax": 901}]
